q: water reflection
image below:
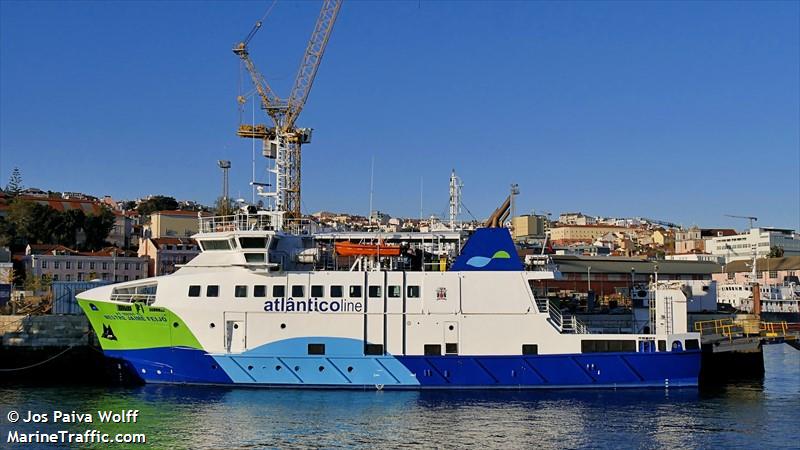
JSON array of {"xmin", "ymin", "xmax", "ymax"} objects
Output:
[{"xmin": 1, "ymin": 345, "xmax": 797, "ymax": 449}]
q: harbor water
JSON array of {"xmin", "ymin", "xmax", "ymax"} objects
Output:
[{"xmin": 1, "ymin": 344, "xmax": 797, "ymax": 449}]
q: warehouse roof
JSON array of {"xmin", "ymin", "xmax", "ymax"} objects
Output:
[
  {"xmin": 723, "ymin": 256, "xmax": 800, "ymax": 273},
  {"xmin": 552, "ymin": 255, "xmax": 721, "ymax": 275}
]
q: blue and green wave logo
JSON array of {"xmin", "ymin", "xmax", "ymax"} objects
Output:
[{"xmin": 466, "ymin": 250, "xmax": 511, "ymax": 268}]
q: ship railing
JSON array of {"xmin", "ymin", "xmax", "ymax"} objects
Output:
[
  {"xmin": 540, "ymin": 298, "xmax": 588, "ymax": 334},
  {"xmin": 198, "ymin": 213, "xmax": 280, "ymax": 234},
  {"xmin": 284, "ymin": 218, "xmax": 318, "ymax": 235},
  {"xmin": 110, "ymin": 293, "xmax": 157, "ymax": 306}
]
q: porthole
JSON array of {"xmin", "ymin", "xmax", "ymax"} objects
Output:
[
  {"xmin": 234, "ymin": 324, "xmax": 239, "ymax": 329},
  {"xmin": 173, "ymin": 322, "xmax": 179, "ymax": 328},
  {"xmin": 347, "ymin": 366, "xmax": 354, "ymax": 373},
  {"xmin": 294, "ymin": 366, "xmax": 300, "ymax": 371},
  {"xmin": 448, "ymin": 325, "xmax": 454, "ymax": 331},
  {"xmin": 210, "ymin": 323, "xmax": 215, "ymax": 328},
  {"xmin": 280, "ymin": 323, "xmax": 286, "ymax": 329},
  {"xmin": 248, "ymin": 365, "xmax": 253, "ymax": 371},
  {"xmin": 318, "ymin": 366, "xmax": 325, "ymax": 372},
  {"xmin": 275, "ymin": 365, "xmax": 282, "ymax": 371},
  {"xmin": 211, "ymin": 364, "xmax": 218, "ymax": 370}
]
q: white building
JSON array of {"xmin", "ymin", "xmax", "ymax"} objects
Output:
[
  {"xmin": 25, "ymin": 244, "xmax": 148, "ymax": 283},
  {"xmin": 706, "ymin": 228, "xmax": 800, "ymax": 263}
]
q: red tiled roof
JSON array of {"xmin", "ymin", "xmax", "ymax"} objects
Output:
[{"xmin": 28, "ymin": 244, "xmax": 78, "ymax": 255}]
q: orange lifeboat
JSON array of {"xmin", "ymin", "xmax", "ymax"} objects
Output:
[{"xmin": 335, "ymin": 241, "xmax": 401, "ymax": 257}]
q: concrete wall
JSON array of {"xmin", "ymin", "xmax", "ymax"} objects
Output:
[{"xmin": 1, "ymin": 315, "xmax": 94, "ymax": 347}]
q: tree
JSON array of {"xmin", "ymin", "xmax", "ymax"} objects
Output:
[
  {"xmin": 214, "ymin": 196, "xmax": 233, "ymax": 216},
  {"xmin": 82, "ymin": 207, "xmax": 116, "ymax": 251},
  {"xmin": 768, "ymin": 246, "xmax": 785, "ymax": 258},
  {"xmin": 5, "ymin": 167, "xmax": 23, "ymax": 196},
  {"xmin": 136, "ymin": 196, "xmax": 179, "ymax": 216}
]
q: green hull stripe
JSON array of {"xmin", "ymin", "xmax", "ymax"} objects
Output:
[{"xmin": 77, "ymin": 298, "xmax": 202, "ymax": 351}]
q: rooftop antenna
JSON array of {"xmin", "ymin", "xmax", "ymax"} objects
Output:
[
  {"xmin": 218, "ymin": 160, "xmax": 231, "ymax": 214},
  {"xmin": 449, "ymin": 170, "xmax": 463, "ymax": 229},
  {"xmin": 369, "ymin": 156, "xmax": 375, "ymax": 226}
]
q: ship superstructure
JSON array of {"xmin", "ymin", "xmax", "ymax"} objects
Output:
[{"xmin": 77, "ymin": 209, "xmax": 701, "ymax": 389}]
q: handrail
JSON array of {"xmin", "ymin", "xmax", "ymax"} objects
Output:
[{"xmin": 109, "ymin": 294, "xmax": 157, "ymax": 306}]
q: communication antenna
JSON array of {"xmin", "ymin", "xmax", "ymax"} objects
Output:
[{"xmin": 218, "ymin": 160, "xmax": 231, "ymax": 212}]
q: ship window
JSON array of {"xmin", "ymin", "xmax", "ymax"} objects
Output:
[
  {"xmin": 349, "ymin": 286, "xmax": 362, "ymax": 297},
  {"xmin": 188, "ymin": 285, "xmax": 201, "ymax": 297},
  {"xmin": 254, "ymin": 285, "xmax": 267, "ymax": 297},
  {"xmin": 445, "ymin": 343, "xmax": 458, "ymax": 355},
  {"xmin": 273, "ymin": 285, "xmax": 285, "ymax": 298},
  {"xmin": 235, "ymin": 285, "xmax": 247, "ymax": 298},
  {"xmin": 424, "ymin": 344, "xmax": 441, "ymax": 356},
  {"xmin": 388, "ymin": 285, "xmax": 401, "ymax": 298},
  {"xmin": 245, "ymin": 253, "xmax": 266, "ymax": 263},
  {"xmin": 307, "ymin": 343, "xmax": 325, "ymax": 355},
  {"xmin": 522, "ymin": 344, "xmax": 538, "ymax": 355},
  {"xmin": 201, "ymin": 240, "xmax": 231, "ymax": 251},
  {"xmin": 291, "ymin": 285, "xmax": 305, "ymax": 298},
  {"xmin": 207, "ymin": 285, "xmax": 219, "ymax": 297},
  {"xmin": 658, "ymin": 340, "xmax": 666, "ymax": 352},
  {"xmin": 311, "ymin": 285, "xmax": 324, "ymax": 298},
  {"xmin": 330, "ymin": 285, "xmax": 343, "ymax": 298},
  {"xmin": 685, "ymin": 339, "xmax": 700, "ymax": 350},
  {"xmin": 368, "ymin": 286, "xmax": 382, "ymax": 298},
  {"xmin": 581, "ymin": 340, "xmax": 635, "ymax": 353},
  {"xmin": 240, "ymin": 237, "xmax": 268, "ymax": 248},
  {"xmin": 407, "ymin": 286, "xmax": 420, "ymax": 298},
  {"xmin": 364, "ymin": 344, "xmax": 383, "ymax": 355}
]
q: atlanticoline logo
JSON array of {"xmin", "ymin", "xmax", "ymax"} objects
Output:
[{"xmin": 466, "ymin": 250, "xmax": 511, "ymax": 268}]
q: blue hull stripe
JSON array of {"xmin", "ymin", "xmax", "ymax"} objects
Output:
[{"xmin": 104, "ymin": 345, "xmax": 700, "ymax": 389}]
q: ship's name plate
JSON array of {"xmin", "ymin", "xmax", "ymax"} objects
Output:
[{"xmin": 263, "ymin": 298, "xmax": 363, "ymax": 313}]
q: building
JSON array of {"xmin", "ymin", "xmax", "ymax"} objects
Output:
[
  {"xmin": 712, "ymin": 256, "xmax": 800, "ymax": 285},
  {"xmin": 558, "ymin": 212, "xmax": 596, "ymax": 226},
  {"xmin": 674, "ymin": 227, "xmax": 737, "ymax": 254},
  {"xmin": 531, "ymin": 255, "xmax": 720, "ymax": 311},
  {"xmin": 138, "ymin": 237, "xmax": 200, "ymax": 277},
  {"xmin": 144, "ymin": 210, "xmax": 210, "ymax": 239},
  {"xmin": 108, "ymin": 211, "xmax": 137, "ymax": 249},
  {"xmin": 667, "ymin": 253, "xmax": 724, "ymax": 264},
  {"xmin": 512, "ymin": 214, "xmax": 548, "ymax": 240},
  {"xmin": 549, "ymin": 225, "xmax": 628, "ymax": 245},
  {"xmin": 705, "ymin": 228, "xmax": 800, "ymax": 263},
  {"xmin": 24, "ymin": 244, "xmax": 148, "ymax": 283}
]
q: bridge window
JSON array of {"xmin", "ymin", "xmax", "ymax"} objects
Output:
[
  {"xmin": 368, "ymin": 286, "xmax": 382, "ymax": 298},
  {"xmin": 291, "ymin": 285, "xmax": 305, "ymax": 298},
  {"xmin": 349, "ymin": 285, "xmax": 362, "ymax": 297},
  {"xmin": 254, "ymin": 285, "xmax": 267, "ymax": 297},
  {"xmin": 273, "ymin": 285, "xmax": 285, "ymax": 298},
  {"xmin": 207, "ymin": 285, "xmax": 219, "ymax": 297},
  {"xmin": 188, "ymin": 285, "xmax": 201, "ymax": 297},
  {"xmin": 407, "ymin": 286, "xmax": 420, "ymax": 298},
  {"xmin": 240, "ymin": 237, "xmax": 268, "ymax": 248},
  {"xmin": 311, "ymin": 285, "xmax": 324, "ymax": 298},
  {"xmin": 388, "ymin": 286, "xmax": 401, "ymax": 298},
  {"xmin": 200, "ymin": 240, "xmax": 231, "ymax": 251},
  {"xmin": 235, "ymin": 285, "xmax": 247, "ymax": 298},
  {"xmin": 330, "ymin": 285, "xmax": 343, "ymax": 298}
]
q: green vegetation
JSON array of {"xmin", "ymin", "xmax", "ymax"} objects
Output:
[
  {"xmin": 4, "ymin": 167, "xmax": 23, "ymax": 196},
  {"xmin": 136, "ymin": 195, "xmax": 179, "ymax": 216},
  {"xmin": 0, "ymin": 199, "xmax": 115, "ymax": 251}
]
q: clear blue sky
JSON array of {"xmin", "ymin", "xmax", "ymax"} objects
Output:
[{"xmin": 1, "ymin": 1, "xmax": 798, "ymax": 230}]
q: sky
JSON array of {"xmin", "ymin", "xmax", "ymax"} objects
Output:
[{"xmin": 1, "ymin": 1, "xmax": 798, "ymax": 230}]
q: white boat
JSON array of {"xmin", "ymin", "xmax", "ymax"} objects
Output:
[{"xmin": 77, "ymin": 210, "xmax": 701, "ymax": 389}]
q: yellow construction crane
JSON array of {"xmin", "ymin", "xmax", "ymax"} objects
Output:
[{"xmin": 234, "ymin": 0, "xmax": 342, "ymax": 219}]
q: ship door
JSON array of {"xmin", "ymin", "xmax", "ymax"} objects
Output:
[
  {"xmin": 224, "ymin": 312, "xmax": 246, "ymax": 353},
  {"xmin": 444, "ymin": 321, "xmax": 459, "ymax": 355}
]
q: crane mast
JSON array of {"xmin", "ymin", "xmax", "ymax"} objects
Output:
[{"xmin": 234, "ymin": 0, "xmax": 342, "ymax": 219}]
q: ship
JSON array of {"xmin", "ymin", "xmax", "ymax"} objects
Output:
[{"xmin": 76, "ymin": 209, "xmax": 701, "ymax": 389}]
